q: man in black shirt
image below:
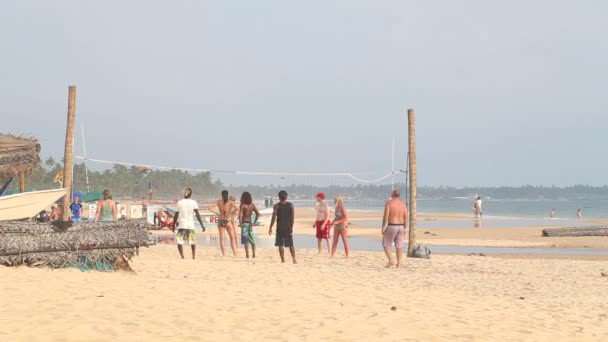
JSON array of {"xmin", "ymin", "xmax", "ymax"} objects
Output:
[{"xmin": 268, "ymin": 190, "xmax": 297, "ymax": 264}]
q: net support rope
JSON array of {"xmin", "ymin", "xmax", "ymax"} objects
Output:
[{"xmin": 75, "ymin": 156, "xmax": 395, "ymax": 184}]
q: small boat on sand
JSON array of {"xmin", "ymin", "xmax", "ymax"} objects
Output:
[{"xmin": 0, "ymin": 188, "xmax": 66, "ymax": 221}]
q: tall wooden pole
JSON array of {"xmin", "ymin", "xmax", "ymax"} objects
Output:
[
  {"xmin": 407, "ymin": 109, "xmax": 417, "ymax": 257},
  {"xmin": 19, "ymin": 172, "xmax": 25, "ymax": 193},
  {"xmin": 61, "ymin": 86, "xmax": 77, "ymax": 221}
]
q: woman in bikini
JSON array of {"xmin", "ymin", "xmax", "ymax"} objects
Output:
[
  {"xmin": 208, "ymin": 190, "xmax": 238, "ymax": 256},
  {"xmin": 330, "ymin": 195, "xmax": 350, "ymax": 258}
]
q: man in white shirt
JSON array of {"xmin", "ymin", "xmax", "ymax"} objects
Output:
[{"xmin": 172, "ymin": 188, "xmax": 206, "ymax": 259}]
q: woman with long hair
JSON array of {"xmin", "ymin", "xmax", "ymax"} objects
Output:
[
  {"xmin": 96, "ymin": 189, "xmax": 117, "ymax": 222},
  {"xmin": 330, "ymin": 195, "xmax": 350, "ymax": 258},
  {"xmin": 208, "ymin": 190, "xmax": 238, "ymax": 256}
]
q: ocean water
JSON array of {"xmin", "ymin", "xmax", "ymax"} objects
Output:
[
  {"xmin": 355, "ymin": 218, "xmax": 595, "ymax": 229},
  {"xmin": 287, "ymin": 198, "xmax": 608, "ymax": 220},
  {"xmin": 151, "ymin": 234, "xmax": 608, "ymax": 256}
]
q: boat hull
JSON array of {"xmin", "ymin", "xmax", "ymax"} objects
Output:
[{"xmin": 0, "ymin": 189, "xmax": 66, "ymax": 221}]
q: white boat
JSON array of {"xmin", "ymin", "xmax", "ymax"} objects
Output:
[{"xmin": 0, "ymin": 188, "xmax": 66, "ymax": 221}]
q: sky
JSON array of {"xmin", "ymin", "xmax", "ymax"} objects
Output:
[{"xmin": 1, "ymin": 1, "xmax": 607, "ymax": 187}]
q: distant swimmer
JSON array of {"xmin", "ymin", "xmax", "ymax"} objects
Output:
[
  {"xmin": 474, "ymin": 196, "xmax": 483, "ymax": 219},
  {"xmin": 577, "ymin": 208, "xmax": 583, "ymax": 220},
  {"xmin": 268, "ymin": 190, "xmax": 297, "ymax": 264},
  {"xmin": 382, "ymin": 190, "xmax": 408, "ymax": 268}
]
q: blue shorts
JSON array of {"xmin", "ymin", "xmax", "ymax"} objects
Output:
[{"xmin": 72, "ymin": 217, "xmax": 81, "ymax": 222}]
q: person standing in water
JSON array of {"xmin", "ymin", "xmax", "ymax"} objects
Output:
[
  {"xmin": 313, "ymin": 192, "xmax": 331, "ymax": 254},
  {"xmin": 208, "ymin": 190, "xmax": 238, "ymax": 256},
  {"xmin": 577, "ymin": 208, "xmax": 583, "ymax": 220},
  {"xmin": 96, "ymin": 190, "xmax": 117, "ymax": 222},
  {"xmin": 269, "ymin": 190, "xmax": 297, "ymax": 264},
  {"xmin": 239, "ymin": 192, "xmax": 260, "ymax": 258},
  {"xmin": 172, "ymin": 188, "xmax": 206, "ymax": 259},
  {"xmin": 473, "ymin": 196, "xmax": 483, "ymax": 219},
  {"xmin": 330, "ymin": 195, "xmax": 350, "ymax": 258},
  {"xmin": 382, "ymin": 190, "xmax": 408, "ymax": 268}
]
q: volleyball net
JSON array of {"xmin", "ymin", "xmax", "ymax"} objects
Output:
[{"xmin": 72, "ymin": 155, "xmax": 407, "ymax": 207}]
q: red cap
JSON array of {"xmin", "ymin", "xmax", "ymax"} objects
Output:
[{"xmin": 315, "ymin": 192, "xmax": 325, "ymax": 199}]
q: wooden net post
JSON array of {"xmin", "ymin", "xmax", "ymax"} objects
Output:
[
  {"xmin": 61, "ymin": 86, "xmax": 77, "ymax": 222},
  {"xmin": 407, "ymin": 109, "xmax": 417, "ymax": 257}
]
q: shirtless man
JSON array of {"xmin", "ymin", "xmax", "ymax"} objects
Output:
[
  {"xmin": 313, "ymin": 192, "xmax": 331, "ymax": 254},
  {"xmin": 208, "ymin": 190, "xmax": 238, "ymax": 256},
  {"xmin": 382, "ymin": 190, "xmax": 408, "ymax": 268},
  {"xmin": 239, "ymin": 191, "xmax": 260, "ymax": 258}
]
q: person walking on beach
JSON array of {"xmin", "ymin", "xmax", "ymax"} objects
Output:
[
  {"xmin": 239, "ymin": 192, "xmax": 260, "ymax": 258},
  {"xmin": 330, "ymin": 195, "xmax": 350, "ymax": 258},
  {"xmin": 577, "ymin": 208, "xmax": 583, "ymax": 220},
  {"xmin": 96, "ymin": 190, "xmax": 117, "ymax": 222},
  {"xmin": 69, "ymin": 196, "xmax": 83, "ymax": 222},
  {"xmin": 382, "ymin": 190, "xmax": 408, "ymax": 268},
  {"xmin": 474, "ymin": 196, "xmax": 483, "ymax": 219},
  {"xmin": 228, "ymin": 195, "xmax": 240, "ymax": 252},
  {"xmin": 172, "ymin": 188, "xmax": 206, "ymax": 259},
  {"xmin": 208, "ymin": 190, "xmax": 238, "ymax": 256},
  {"xmin": 269, "ymin": 190, "xmax": 297, "ymax": 264},
  {"xmin": 313, "ymin": 192, "xmax": 331, "ymax": 254}
]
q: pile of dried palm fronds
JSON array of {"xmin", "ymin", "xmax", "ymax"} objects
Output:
[
  {"xmin": 0, "ymin": 134, "xmax": 41, "ymax": 181},
  {"xmin": 0, "ymin": 219, "xmax": 149, "ymax": 270}
]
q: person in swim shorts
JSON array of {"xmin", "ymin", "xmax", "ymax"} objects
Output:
[
  {"xmin": 382, "ymin": 190, "xmax": 408, "ymax": 268},
  {"xmin": 208, "ymin": 190, "xmax": 238, "ymax": 256},
  {"xmin": 313, "ymin": 192, "xmax": 331, "ymax": 254},
  {"xmin": 269, "ymin": 190, "xmax": 297, "ymax": 264},
  {"xmin": 172, "ymin": 188, "xmax": 206, "ymax": 259},
  {"xmin": 239, "ymin": 191, "xmax": 260, "ymax": 258}
]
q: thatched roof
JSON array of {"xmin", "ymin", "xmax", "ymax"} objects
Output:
[
  {"xmin": 0, "ymin": 134, "xmax": 41, "ymax": 181},
  {"xmin": 0, "ymin": 220, "xmax": 149, "ymax": 270}
]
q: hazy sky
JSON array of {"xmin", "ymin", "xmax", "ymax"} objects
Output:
[{"xmin": 1, "ymin": 1, "xmax": 607, "ymax": 187}]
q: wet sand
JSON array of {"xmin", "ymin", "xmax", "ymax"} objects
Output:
[{"xmin": 290, "ymin": 209, "xmax": 608, "ymax": 251}]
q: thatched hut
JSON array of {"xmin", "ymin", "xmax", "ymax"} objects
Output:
[
  {"xmin": 0, "ymin": 220, "xmax": 149, "ymax": 270},
  {"xmin": 0, "ymin": 134, "xmax": 41, "ymax": 185}
]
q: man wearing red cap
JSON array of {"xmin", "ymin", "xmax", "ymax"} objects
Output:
[{"xmin": 313, "ymin": 192, "xmax": 331, "ymax": 254}]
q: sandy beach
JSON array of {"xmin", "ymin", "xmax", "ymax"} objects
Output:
[
  {"xmin": 1, "ymin": 242, "xmax": 608, "ymax": 341},
  {"xmin": 1, "ymin": 210, "xmax": 608, "ymax": 341}
]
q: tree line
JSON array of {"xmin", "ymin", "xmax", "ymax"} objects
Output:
[{"xmin": 17, "ymin": 158, "xmax": 608, "ymax": 201}]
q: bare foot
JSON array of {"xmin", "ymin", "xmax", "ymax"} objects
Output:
[
  {"xmin": 385, "ymin": 263, "xmax": 395, "ymax": 268},
  {"xmin": 293, "ymin": 260, "xmax": 298, "ymax": 264}
]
